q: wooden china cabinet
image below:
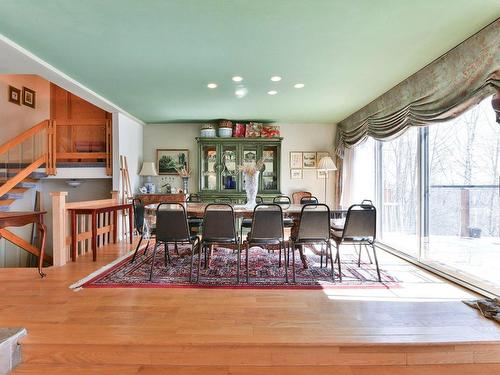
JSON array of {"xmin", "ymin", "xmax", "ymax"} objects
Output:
[{"xmin": 196, "ymin": 137, "xmax": 282, "ymax": 203}]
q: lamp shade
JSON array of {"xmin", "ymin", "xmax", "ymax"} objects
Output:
[
  {"xmin": 318, "ymin": 156, "xmax": 337, "ymax": 171},
  {"xmin": 139, "ymin": 162, "xmax": 158, "ymax": 176}
]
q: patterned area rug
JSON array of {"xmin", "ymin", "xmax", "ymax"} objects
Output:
[{"xmin": 78, "ymin": 245, "xmax": 399, "ymax": 290}]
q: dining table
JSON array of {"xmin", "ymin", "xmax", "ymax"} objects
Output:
[{"xmin": 144, "ymin": 202, "xmax": 346, "ymax": 268}]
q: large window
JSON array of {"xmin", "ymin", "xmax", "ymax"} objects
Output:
[
  {"xmin": 425, "ymin": 98, "xmax": 499, "ymax": 291},
  {"xmin": 379, "ymin": 127, "xmax": 419, "ymax": 257},
  {"xmin": 375, "ymin": 96, "xmax": 500, "ymax": 295}
]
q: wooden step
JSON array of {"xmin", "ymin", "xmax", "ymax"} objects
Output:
[
  {"xmin": 18, "ymin": 342, "xmax": 500, "ymax": 367},
  {"xmin": 0, "ymin": 199, "xmax": 15, "ymax": 207},
  {"xmin": 12, "ymin": 363, "xmax": 500, "ymax": 375}
]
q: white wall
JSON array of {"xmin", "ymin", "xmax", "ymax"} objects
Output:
[
  {"xmin": 0, "ymin": 74, "xmax": 50, "ymax": 141},
  {"xmin": 113, "ymin": 112, "xmax": 144, "ymax": 194},
  {"xmin": 142, "ymin": 123, "xmax": 337, "ymax": 201}
]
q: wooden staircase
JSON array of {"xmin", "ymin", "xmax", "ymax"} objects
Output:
[{"xmin": 0, "ymin": 171, "xmax": 47, "ymax": 212}]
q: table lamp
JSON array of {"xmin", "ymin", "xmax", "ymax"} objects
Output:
[
  {"xmin": 139, "ymin": 162, "xmax": 158, "ymax": 193},
  {"xmin": 318, "ymin": 156, "xmax": 337, "ymax": 206}
]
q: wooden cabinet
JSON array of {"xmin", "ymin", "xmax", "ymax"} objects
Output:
[
  {"xmin": 197, "ymin": 137, "xmax": 282, "ymax": 203},
  {"xmin": 135, "ymin": 193, "xmax": 187, "ymax": 205}
]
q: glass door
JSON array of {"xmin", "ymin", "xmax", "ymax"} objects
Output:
[
  {"xmin": 200, "ymin": 144, "xmax": 218, "ymax": 191},
  {"xmin": 379, "ymin": 127, "xmax": 419, "ymax": 258},
  {"xmin": 241, "ymin": 143, "xmax": 258, "ymax": 192},
  {"xmin": 425, "ymin": 97, "xmax": 500, "ymax": 292},
  {"xmin": 261, "ymin": 145, "xmax": 279, "ymax": 192},
  {"xmin": 220, "ymin": 144, "xmax": 238, "ymax": 191}
]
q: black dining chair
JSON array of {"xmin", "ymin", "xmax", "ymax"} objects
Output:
[
  {"xmin": 244, "ymin": 204, "xmax": 288, "ymax": 283},
  {"xmin": 330, "ymin": 201, "xmax": 381, "ymax": 282},
  {"xmin": 130, "ymin": 198, "xmax": 154, "ymax": 263},
  {"xmin": 151, "ymin": 203, "xmax": 200, "ymax": 282},
  {"xmin": 272, "ymin": 195, "xmax": 294, "ymax": 228},
  {"xmin": 240, "ymin": 196, "xmax": 264, "ymax": 233},
  {"xmin": 289, "ymin": 204, "xmax": 333, "ymax": 283},
  {"xmin": 198, "ymin": 204, "xmax": 240, "ymax": 282},
  {"xmin": 300, "ymin": 196, "xmax": 319, "ymax": 205}
]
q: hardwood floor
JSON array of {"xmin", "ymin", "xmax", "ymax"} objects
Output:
[{"xmin": 0, "ymin": 240, "xmax": 498, "ymax": 374}]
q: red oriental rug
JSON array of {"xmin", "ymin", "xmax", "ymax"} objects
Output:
[{"xmin": 74, "ymin": 245, "xmax": 399, "ymax": 290}]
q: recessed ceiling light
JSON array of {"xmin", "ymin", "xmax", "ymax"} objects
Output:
[
  {"xmin": 232, "ymin": 76, "xmax": 243, "ymax": 82},
  {"xmin": 270, "ymin": 76, "xmax": 282, "ymax": 82},
  {"xmin": 294, "ymin": 83, "xmax": 305, "ymax": 88},
  {"xmin": 235, "ymin": 86, "xmax": 248, "ymax": 98},
  {"xmin": 207, "ymin": 83, "xmax": 218, "ymax": 89},
  {"xmin": 267, "ymin": 90, "xmax": 278, "ymax": 95}
]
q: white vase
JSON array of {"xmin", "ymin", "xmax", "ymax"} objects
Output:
[{"xmin": 244, "ymin": 171, "xmax": 259, "ymax": 209}]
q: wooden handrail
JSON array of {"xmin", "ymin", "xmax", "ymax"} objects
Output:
[
  {"xmin": 56, "ymin": 152, "xmax": 107, "ymax": 159},
  {"xmin": 0, "ymin": 120, "xmax": 49, "ymax": 156},
  {"xmin": 0, "ymin": 156, "xmax": 45, "ymax": 198}
]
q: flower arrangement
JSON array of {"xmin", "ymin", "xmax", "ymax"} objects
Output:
[
  {"xmin": 175, "ymin": 166, "xmax": 190, "ymax": 177},
  {"xmin": 238, "ymin": 158, "xmax": 264, "ymax": 176}
]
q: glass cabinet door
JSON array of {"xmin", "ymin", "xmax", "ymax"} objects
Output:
[
  {"xmin": 220, "ymin": 144, "xmax": 238, "ymax": 191},
  {"xmin": 200, "ymin": 144, "xmax": 218, "ymax": 191},
  {"xmin": 241, "ymin": 144, "xmax": 258, "ymax": 191},
  {"xmin": 261, "ymin": 145, "xmax": 279, "ymax": 192}
]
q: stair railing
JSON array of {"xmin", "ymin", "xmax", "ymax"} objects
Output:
[{"xmin": 0, "ymin": 120, "xmax": 56, "ymax": 198}]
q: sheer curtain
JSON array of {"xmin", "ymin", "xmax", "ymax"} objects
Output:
[{"xmin": 340, "ymin": 138, "xmax": 376, "ymax": 208}]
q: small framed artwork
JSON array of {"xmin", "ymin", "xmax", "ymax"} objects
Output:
[
  {"xmin": 8, "ymin": 85, "xmax": 21, "ymax": 105},
  {"xmin": 290, "ymin": 169, "xmax": 303, "ymax": 179},
  {"xmin": 22, "ymin": 87, "xmax": 36, "ymax": 108},
  {"xmin": 316, "ymin": 151, "xmax": 330, "ymax": 163},
  {"xmin": 302, "ymin": 152, "xmax": 317, "ymax": 169},
  {"xmin": 289, "ymin": 152, "xmax": 303, "ymax": 169},
  {"xmin": 317, "ymin": 170, "xmax": 329, "ymax": 179},
  {"xmin": 157, "ymin": 149, "xmax": 189, "ymax": 175}
]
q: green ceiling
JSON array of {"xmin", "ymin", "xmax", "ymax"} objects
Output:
[{"xmin": 0, "ymin": 1, "xmax": 498, "ymax": 124}]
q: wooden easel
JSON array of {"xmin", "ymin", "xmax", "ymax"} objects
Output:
[{"xmin": 119, "ymin": 155, "xmax": 133, "ymax": 240}]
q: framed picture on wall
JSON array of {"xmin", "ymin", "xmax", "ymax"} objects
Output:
[
  {"xmin": 8, "ymin": 85, "xmax": 21, "ymax": 105},
  {"xmin": 289, "ymin": 152, "xmax": 303, "ymax": 169},
  {"xmin": 156, "ymin": 149, "xmax": 189, "ymax": 175},
  {"xmin": 302, "ymin": 152, "xmax": 317, "ymax": 169},
  {"xmin": 290, "ymin": 169, "xmax": 303, "ymax": 179},
  {"xmin": 22, "ymin": 87, "xmax": 36, "ymax": 108}
]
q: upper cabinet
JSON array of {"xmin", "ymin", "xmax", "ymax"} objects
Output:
[{"xmin": 197, "ymin": 137, "xmax": 282, "ymax": 202}]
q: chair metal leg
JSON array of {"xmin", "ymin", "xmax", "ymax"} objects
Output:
[
  {"xmin": 164, "ymin": 244, "xmax": 170, "ymax": 267},
  {"xmin": 328, "ymin": 240, "xmax": 335, "ymax": 282},
  {"xmin": 325, "ymin": 243, "xmax": 329, "ymax": 267},
  {"xmin": 149, "ymin": 242, "xmax": 159, "ymax": 281},
  {"xmin": 246, "ymin": 241, "xmax": 250, "ymax": 283},
  {"xmin": 236, "ymin": 241, "xmax": 241, "ymax": 283},
  {"xmin": 283, "ymin": 241, "xmax": 288, "ymax": 283},
  {"xmin": 291, "ymin": 241, "xmax": 296, "ymax": 284},
  {"xmin": 175, "ymin": 241, "xmax": 179, "ymax": 255},
  {"xmin": 278, "ymin": 244, "xmax": 282, "ymax": 267},
  {"xmin": 189, "ymin": 241, "xmax": 196, "ymax": 283},
  {"xmin": 143, "ymin": 240, "xmax": 150, "ymax": 256},
  {"xmin": 197, "ymin": 242, "xmax": 203, "ymax": 283},
  {"xmin": 357, "ymin": 243, "xmax": 362, "ymax": 267},
  {"xmin": 364, "ymin": 244, "xmax": 373, "ymax": 264},
  {"xmin": 371, "ymin": 243, "xmax": 381, "ymax": 282},
  {"xmin": 336, "ymin": 242, "xmax": 342, "ymax": 282},
  {"xmin": 130, "ymin": 234, "xmax": 144, "ymax": 263}
]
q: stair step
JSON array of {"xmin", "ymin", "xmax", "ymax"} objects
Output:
[
  {"xmin": 12, "ymin": 363, "xmax": 500, "ymax": 375},
  {"xmin": 0, "ymin": 199, "xmax": 16, "ymax": 206},
  {"xmin": 0, "ymin": 328, "xmax": 26, "ymax": 375}
]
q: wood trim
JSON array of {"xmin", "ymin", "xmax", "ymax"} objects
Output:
[
  {"xmin": 0, "ymin": 156, "xmax": 45, "ymax": 198},
  {"xmin": 0, "ymin": 120, "xmax": 48, "ymax": 155},
  {"xmin": 56, "ymin": 152, "xmax": 107, "ymax": 159},
  {"xmin": 65, "ymin": 198, "xmax": 117, "ymax": 209},
  {"xmin": 56, "ymin": 119, "xmax": 109, "ymax": 126},
  {"xmin": 0, "ymin": 228, "xmax": 52, "ymax": 263},
  {"xmin": 105, "ymin": 119, "xmax": 112, "ymax": 175}
]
